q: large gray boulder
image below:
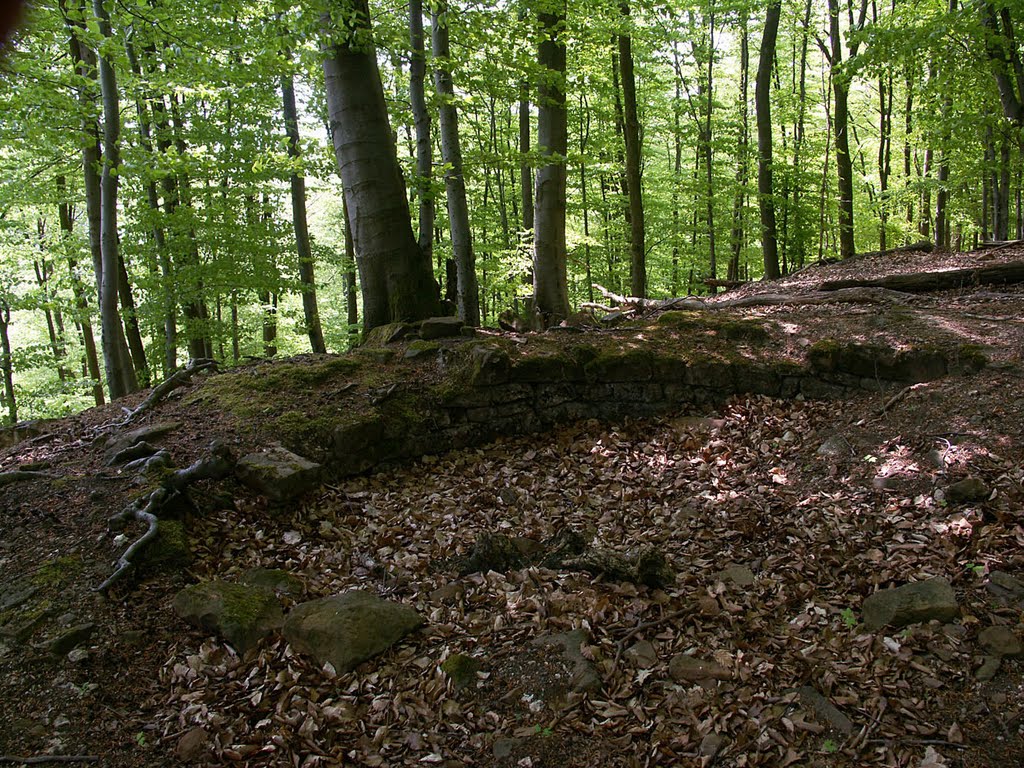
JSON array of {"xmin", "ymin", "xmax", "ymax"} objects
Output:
[
  {"xmin": 283, "ymin": 591, "xmax": 423, "ymax": 673},
  {"xmin": 236, "ymin": 446, "xmax": 321, "ymax": 502},
  {"xmin": 862, "ymin": 577, "xmax": 959, "ymax": 630},
  {"xmin": 173, "ymin": 581, "xmax": 283, "ymax": 654},
  {"xmin": 419, "ymin": 316, "xmax": 464, "ymax": 340}
]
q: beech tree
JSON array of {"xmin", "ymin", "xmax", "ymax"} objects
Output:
[
  {"xmin": 757, "ymin": 1, "xmax": 782, "ymax": 280},
  {"xmin": 532, "ymin": 0, "xmax": 570, "ymax": 322},
  {"xmin": 322, "ymin": 0, "xmax": 440, "ymax": 331}
]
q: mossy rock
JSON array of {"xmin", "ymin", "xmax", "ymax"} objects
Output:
[
  {"xmin": 584, "ymin": 348, "xmax": 656, "ymax": 382},
  {"xmin": 190, "ymin": 357, "xmax": 360, "ymax": 421},
  {"xmin": 363, "ymin": 323, "xmax": 414, "ymax": 347},
  {"xmin": 239, "ymin": 568, "xmax": 305, "ymax": 597},
  {"xmin": 273, "ymin": 410, "xmax": 340, "ymax": 458},
  {"xmin": 953, "ymin": 344, "xmax": 988, "ymax": 373},
  {"xmin": 353, "ymin": 347, "xmax": 398, "ymax": 365},
  {"xmin": 141, "ymin": 520, "xmax": 192, "ymax": 573},
  {"xmin": 441, "ymin": 653, "xmax": 481, "ymax": 692},
  {"xmin": 404, "ymin": 340, "xmax": 441, "ymax": 361},
  {"xmin": 657, "ymin": 311, "xmax": 770, "ymax": 343},
  {"xmin": 810, "ymin": 340, "xmax": 947, "ymax": 382},
  {"xmin": 509, "ymin": 351, "xmax": 584, "ymax": 383},
  {"xmin": 173, "ymin": 580, "xmax": 283, "ymax": 654}
]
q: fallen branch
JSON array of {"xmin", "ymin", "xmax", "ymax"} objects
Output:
[
  {"xmin": 119, "ymin": 358, "xmax": 217, "ymax": 427},
  {"xmin": 0, "ymin": 471, "xmax": 55, "ymax": 488},
  {"xmin": 95, "ymin": 443, "xmax": 235, "ymax": 594},
  {"xmin": 0, "ymin": 759, "xmax": 98, "ymax": 765},
  {"xmin": 820, "ymin": 260, "xmax": 1024, "ymax": 293}
]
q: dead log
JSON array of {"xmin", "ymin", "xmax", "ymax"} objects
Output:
[
  {"xmin": 715, "ymin": 287, "xmax": 917, "ymax": 309},
  {"xmin": 820, "ymin": 260, "xmax": 1024, "ymax": 293}
]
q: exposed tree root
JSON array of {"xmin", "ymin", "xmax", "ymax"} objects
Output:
[
  {"xmin": 95, "ymin": 443, "xmax": 235, "ymax": 594},
  {"xmin": 116, "ymin": 358, "xmax": 217, "ymax": 428},
  {"xmin": 0, "ymin": 757, "xmax": 99, "ymax": 765},
  {"xmin": 0, "ymin": 471, "xmax": 55, "ymax": 488}
]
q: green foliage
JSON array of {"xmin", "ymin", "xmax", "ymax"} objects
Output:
[{"xmin": 0, "ymin": 0, "xmax": 1020, "ymax": 420}]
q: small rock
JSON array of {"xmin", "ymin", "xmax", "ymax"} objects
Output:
[
  {"xmin": 862, "ymin": 577, "xmax": 959, "ymax": 631},
  {"xmin": 817, "ymin": 435, "xmax": 851, "ymax": 458},
  {"xmin": 624, "ymin": 640, "xmax": 658, "ymax": 669},
  {"xmin": 976, "ymin": 656, "xmax": 1001, "ymax": 682},
  {"xmin": 987, "ymin": 571, "xmax": 1024, "ymax": 607},
  {"xmin": 699, "ymin": 733, "xmax": 725, "ymax": 758},
  {"xmin": 239, "ymin": 568, "xmax": 305, "ymax": 597},
  {"xmin": 714, "ymin": 565, "xmax": 755, "ymax": 587},
  {"xmin": 492, "ymin": 737, "xmax": 527, "ymax": 760},
  {"xmin": 498, "ymin": 487, "xmax": 522, "ymax": 506},
  {"xmin": 283, "ymin": 591, "xmax": 422, "ymax": 674},
  {"xmin": 173, "ymin": 581, "xmax": 283, "ymax": 654},
  {"xmin": 67, "ymin": 648, "xmax": 89, "ymax": 664},
  {"xmin": 419, "ymin": 316, "xmax": 464, "ymax": 340},
  {"xmin": 236, "ymin": 446, "xmax": 321, "ymax": 502},
  {"xmin": 532, "ymin": 629, "xmax": 602, "ymax": 693},
  {"xmin": 429, "ymin": 583, "xmax": 461, "ymax": 603},
  {"xmin": 978, "ymin": 626, "xmax": 1023, "ymax": 658},
  {"xmin": 48, "ymin": 623, "xmax": 95, "ymax": 657},
  {"xmin": 797, "ymin": 686, "xmax": 854, "ymax": 735},
  {"xmin": 440, "ymin": 653, "xmax": 481, "ymax": 692},
  {"xmin": 945, "ymin": 477, "xmax": 990, "ymax": 504},
  {"xmin": 175, "ymin": 727, "xmax": 210, "ymax": 762},
  {"xmin": 668, "ymin": 655, "xmax": 732, "ymax": 683}
]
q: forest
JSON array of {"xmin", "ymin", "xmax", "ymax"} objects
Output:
[{"xmin": 0, "ymin": 0, "xmax": 1022, "ymax": 422}]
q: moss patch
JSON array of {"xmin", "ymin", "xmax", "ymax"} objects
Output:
[
  {"xmin": 142, "ymin": 520, "xmax": 191, "ymax": 573},
  {"xmin": 33, "ymin": 556, "xmax": 84, "ymax": 587},
  {"xmin": 656, "ymin": 311, "xmax": 770, "ymax": 343}
]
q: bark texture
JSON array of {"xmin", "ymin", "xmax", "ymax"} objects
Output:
[{"xmin": 322, "ymin": 0, "xmax": 440, "ymax": 331}]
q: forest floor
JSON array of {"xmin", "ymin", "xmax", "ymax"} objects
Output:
[{"xmin": 2, "ymin": 245, "xmax": 1024, "ymax": 767}]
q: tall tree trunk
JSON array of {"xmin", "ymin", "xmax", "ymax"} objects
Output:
[
  {"xmin": 729, "ymin": 15, "xmax": 750, "ymax": 283},
  {"xmin": 827, "ymin": 0, "xmax": 858, "ymax": 260},
  {"xmin": 33, "ymin": 221, "xmax": 70, "ymax": 383},
  {"xmin": 124, "ymin": 40, "xmax": 175, "ymax": 377},
  {"xmin": 701, "ymin": 7, "xmax": 717, "ymax": 291},
  {"xmin": 56, "ymin": 177, "xmax": 104, "ymax": 405},
  {"xmin": 409, "ymin": 0, "xmax": 434, "ymax": 262},
  {"xmin": 904, "ymin": 66, "xmax": 915, "ymax": 234},
  {"xmin": 580, "ymin": 93, "xmax": 594, "ymax": 302},
  {"xmin": 0, "ymin": 302, "xmax": 15, "ymax": 425},
  {"xmin": 532, "ymin": 0, "xmax": 570, "ymax": 322},
  {"xmin": 618, "ymin": 1, "xmax": 646, "ymax": 298},
  {"xmin": 281, "ymin": 55, "xmax": 327, "ymax": 353},
  {"xmin": 59, "ymin": 0, "xmax": 103, "ymax": 299},
  {"xmin": 791, "ymin": 0, "xmax": 813, "ymax": 269},
  {"xmin": 757, "ymin": 1, "xmax": 782, "ymax": 280},
  {"xmin": 117, "ymin": 252, "xmax": 150, "ymax": 386},
  {"xmin": 432, "ymin": 1, "xmax": 480, "ymax": 326},
  {"xmin": 92, "ymin": 0, "xmax": 138, "ymax": 399},
  {"xmin": 979, "ymin": 2, "xmax": 1024, "ymax": 125},
  {"xmin": 322, "ymin": 0, "xmax": 440, "ymax": 332},
  {"xmin": 995, "ymin": 131, "xmax": 1012, "ymax": 241}
]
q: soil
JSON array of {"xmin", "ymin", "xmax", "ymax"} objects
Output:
[{"xmin": 1, "ymin": 245, "xmax": 1023, "ymax": 767}]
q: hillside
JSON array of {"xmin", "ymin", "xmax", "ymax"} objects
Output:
[{"xmin": 1, "ymin": 245, "xmax": 1023, "ymax": 768}]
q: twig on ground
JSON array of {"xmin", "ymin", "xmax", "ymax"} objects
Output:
[{"xmin": 613, "ymin": 609, "xmax": 692, "ymax": 665}]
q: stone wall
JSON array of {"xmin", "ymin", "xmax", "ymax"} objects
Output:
[{"xmin": 326, "ymin": 338, "xmax": 971, "ymax": 477}]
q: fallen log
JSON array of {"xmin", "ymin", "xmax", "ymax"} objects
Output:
[{"xmin": 820, "ymin": 260, "xmax": 1024, "ymax": 293}]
